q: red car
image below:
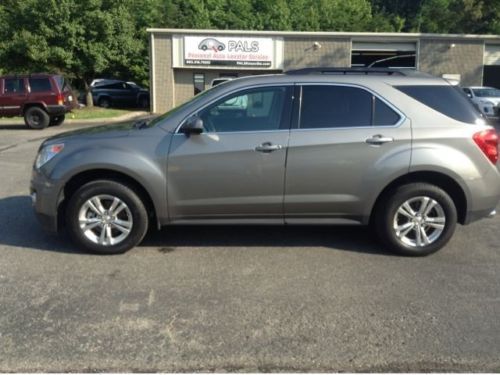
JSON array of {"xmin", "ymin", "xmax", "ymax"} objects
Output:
[{"xmin": 0, "ymin": 73, "xmax": 77, "ymax": 129}]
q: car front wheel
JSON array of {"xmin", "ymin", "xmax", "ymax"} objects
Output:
[
  {"xmin": 66, "ymin": 180, "xmax": 149, "ymax": 254},
  {"xmin": 374, "ymin": 183, "xmax": 457, "ymax": 256}
]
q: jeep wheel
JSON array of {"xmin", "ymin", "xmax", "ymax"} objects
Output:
[
  {"xmin": 49, "ymin": 115, "xmax": 65, "ymax": 126},
  {"xmin": 24, "ymin": 107, "xmax": 50, "ymax": 129},
  {"xmin": 66, "ymin": 180, "xmax": 149, "ymax": 254},
  {"xmin": 98, "ymin": 97, "xmax": 111, "ymax": 108},
  {"xmin": 374, "ymin": 183, "xmax": 457, "ymax": 256}
]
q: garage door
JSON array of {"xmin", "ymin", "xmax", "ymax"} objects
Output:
[
  {"xmin": 352, "ymin": 42, "xmax": 417, "ymax": 68},
  {"xmin": 483, "ymin": 45, "xmax": 500, "ymax": 88}
]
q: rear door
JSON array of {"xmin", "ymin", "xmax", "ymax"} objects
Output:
[
  {"xmin": 1, "ymin": 78, "xmax": 27, "ymax": 116},
  {"xmin": 284, "ymin": 84, "xmax": 412, "ymax": 224}
]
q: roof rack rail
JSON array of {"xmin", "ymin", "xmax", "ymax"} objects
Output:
[{"xmin": 285, "ymin": 67, "xmax": 410, "ymax": 76}]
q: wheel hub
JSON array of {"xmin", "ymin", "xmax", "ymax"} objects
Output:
[
  {"xmin": 78, "ymin": 195, "xmax": 133, "ymax": 246},
  {"xmin": 393, "ymin": 196, "xmax": 446, "ymax": 248}
]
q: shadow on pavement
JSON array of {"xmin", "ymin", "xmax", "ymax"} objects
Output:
[
  {"xmin": 0, "ymin": 195, "xmax": 394, "ymax": 256},
  {"xmin": 0, "ymin": 124, "xmax": 30, "ymax": 130},
  {"xmin": 0, "ymin": 195, "xmax": 80, "ymax": 254}
]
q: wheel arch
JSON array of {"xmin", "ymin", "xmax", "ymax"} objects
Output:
[
  {"xmin": 59, "ymin": 169, "xmax": 159, "ymax": 231},
  {"xmin": 370, "ymin": 171, "xmax": 468, "ymax": 225},
  {"xmin": 22, "ymin": 102, "xmax": 47, "ymax": 115}
]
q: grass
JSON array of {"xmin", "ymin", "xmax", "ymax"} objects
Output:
[{"xmin": 68, "ymin": 106, "xmax": 133, "ymax": 120}]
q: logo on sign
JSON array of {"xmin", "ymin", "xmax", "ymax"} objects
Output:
[{"xmin": 198, "ymin": 38, "xmax": 226, "ymax": 52}]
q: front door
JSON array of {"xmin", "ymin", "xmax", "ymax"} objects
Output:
[
  {"xmin": 167, "ymin": 85, "xmax": 293, "ymax": 223},
  {"xmin": 284, "ymin": 84, "xmax": 412, "ymax": 224}
]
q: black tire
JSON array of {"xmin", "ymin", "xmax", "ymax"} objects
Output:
[
  {"xmin": 66, "ymin": 180, "xmax": 149, "ymax": 254},
  {"xmin": 49, "ymin": 114, "xmax": 65, "ymax": 126},
  {"xmin": 138, "ymin": 96, "xmax": 149, "ymax": 109},
  {"xmin": 24, "ymin": 106, "xmax": 50, "ymax": 129},
  {"xmin": 98, "ymin": 97, "xmax": 111, "ymax": 108},
  {"xmin": 374, "ymin": 183, "xmax": 457, "ymax": 256}
]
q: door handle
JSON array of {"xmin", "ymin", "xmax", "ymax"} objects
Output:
[
  {"xmin": 255, "ymin": 142, "xmax": 283, "ymax": 153},
  {"xmin": 365, "ymin": 134, "xmax": 394, "ymax": 145}
]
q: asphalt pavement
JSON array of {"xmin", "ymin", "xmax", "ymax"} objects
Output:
[{"xmin": 1, "ymin": 121, "xmax": 500, "ymax": 372}]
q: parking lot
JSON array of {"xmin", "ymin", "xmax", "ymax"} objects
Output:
[{"xmin": 1, "ymin": 121, "xmax": 500, "ymax": 372}]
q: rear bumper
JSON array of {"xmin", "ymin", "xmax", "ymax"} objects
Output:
[{"xmin": 46, "ymin": 105, "xmax": 71, "ymax": 116}]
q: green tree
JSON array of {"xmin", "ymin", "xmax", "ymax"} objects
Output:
[{"xmin": 0, "ymin": 0, "xmax": 144, "ymax": 106}]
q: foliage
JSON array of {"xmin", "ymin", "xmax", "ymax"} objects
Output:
[{"xmin": 1, "ymin": 0, "xmax": 500, "ymax": 98}]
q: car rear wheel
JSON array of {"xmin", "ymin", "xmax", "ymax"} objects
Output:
[
  {"xmin": 138, "ymin": 96, "xmax": 149, "ymax": 109},
  {"xmin": 98, "ymin": 97, "xmax": 111, "ymax": 108},
  {"xmin": 49, "ymin": 115, "xmax": 65, "ymax": 126},
  {"xmin": 24, "ymin": 107, "xmax": 50, "ymax": 129},
  {"xmin": 374, "ymin": 183, "xmax": 457, "ymax": 256},
  {"xmin": 66, "ymin": 180, "xmax": 149, "ymax": 254}
]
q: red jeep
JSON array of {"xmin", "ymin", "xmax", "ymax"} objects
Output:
[{"xmin": 0, "ymin": 74, "xmax": 77, "ymax": 129}]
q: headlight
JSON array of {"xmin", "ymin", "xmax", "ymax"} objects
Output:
[{"xmin": 35, "ymin": 143, "xmax": 64, "ymax": 169}]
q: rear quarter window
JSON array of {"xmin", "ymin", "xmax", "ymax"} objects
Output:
[
  {"xmin": 29, "ymin": 78, "xmax": 52, "ymax": 93},
  {"xmin": 395, "ymin": 85, "xmax": 480, "ymax": 124}
]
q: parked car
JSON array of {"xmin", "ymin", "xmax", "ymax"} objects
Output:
[
  {"xmin": 0, "ymin": 73, "xmax": 76, "ymax": 129},
  {"xmin": 31, "ymin": 68, "xmax": 500, "ymax": 256},
  {"xmin": 80, "ymin": 80, "xmax": 149, "ymax": 109},
  {"xmin": 90, "ymin": 78, "xmax": 139, "ymax": 87},
  {"xmin": 462, "ymin": 86, "xmax": 500, "ymax": 118}
]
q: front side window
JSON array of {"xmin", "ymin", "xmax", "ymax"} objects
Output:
[
  {"xmin": 29, "ymin": 78, "xmax": 52, "ymax": 92},
  {"xmin": 300, "ymin": 85, "xmax": 401, "ymax": 129},
  {"xmin": 199, "ymin": 87, "xmax": 287, "ymax": 133},
  {"xmin": 4, "ymin": 78, "xmax": 25, "ymax": 94}
]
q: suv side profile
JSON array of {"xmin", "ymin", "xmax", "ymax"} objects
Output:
[
  {"xmin": 30, "ymin": 68, "xmax": 500, "ymax": 256},
  {"xmin": 0, "ymin": 74, "xmax": 76, "ymax": 129}
]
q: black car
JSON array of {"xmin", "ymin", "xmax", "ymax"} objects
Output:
[{"xmin": 81, "ymin": 80, "xmax": 149, "ymax": 109}]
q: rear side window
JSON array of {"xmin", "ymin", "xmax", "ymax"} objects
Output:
[
  {"xmin": 300, "ymin": 85, "xmax": 401, "ymax": 129},
  {"xmin": 395, "ymin": 85, "xmax": 480, "ymax": 123},
  {"xmin": 29, "ymin": 78, "xmax": 52, "ymax": 92},
  {"xmin": 4, "ymin": 78, "xmax": 25, "ymax": 93}
]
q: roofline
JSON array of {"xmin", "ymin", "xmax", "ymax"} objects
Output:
[{"xmin": 146, "ymin": 28, "xmax": 500, "ymax": 41}]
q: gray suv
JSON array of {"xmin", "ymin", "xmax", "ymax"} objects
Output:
[{"xmin": 30, "ymin": 68, "xmax": 500, "ymax": 256}]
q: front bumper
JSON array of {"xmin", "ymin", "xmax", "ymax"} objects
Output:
[{"xmin": 30, "ymin": 168, "xmax": 63, "ymax": 233}]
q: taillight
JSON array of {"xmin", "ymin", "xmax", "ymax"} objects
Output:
[
  {"xmin": 57, "ymin": 93, "xmax": 64, "ymax": 105},
  {"xmin": 473, "ymin": 129, "xmax": 498, "ymax": 164}
]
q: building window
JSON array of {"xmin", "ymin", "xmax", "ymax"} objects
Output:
[{"xmin": 193, "ymin": 73, "xmax": 205, "ymax": 95}]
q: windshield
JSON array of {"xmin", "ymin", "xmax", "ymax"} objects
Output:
[
  {"xmin": 473, "ymin": 88, "xmax": 500, "ymax": 97},
  {"xmin": 146, "ymin": 85, "xmax": 225, "ymax": 128}
]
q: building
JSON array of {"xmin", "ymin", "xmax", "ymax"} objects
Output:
[{"xmin": 147, "ymin": 28, "xmax": 500, "ymax": 113}]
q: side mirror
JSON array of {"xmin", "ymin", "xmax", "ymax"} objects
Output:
[{"xmin": 181, "ymin": 116, "xmax": 204, "ymax": 135}]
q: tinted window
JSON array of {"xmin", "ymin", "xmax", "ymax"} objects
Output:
[
  {"xmin": 200, "ymin": 87, "xmax": 287, "ymax": 133},
  {"xmin": 4, "ymin": 78, "xmax": 25, "ymax": 93},
  {"xmin": 395, "ymin": 85, "xmax": 480, "ymax": 123},
  {"xmin": 300, "ymin": 86, "xmax": 372, "ymax": 128},
  {"xmin": 29, "ymin": 78, "xmax": 52, "ymax": 92},
  {"xmin": 300, "ymin": 85, "xmax": 400, "ymax": 128},
  {"xmin": 374, "ymin": 98, "xmax": 401, "ymax": 126}
]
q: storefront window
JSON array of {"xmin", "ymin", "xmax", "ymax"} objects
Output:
[{"xmin": 193, "ymin": 73, "xmax": 205, "ymax": 95}]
